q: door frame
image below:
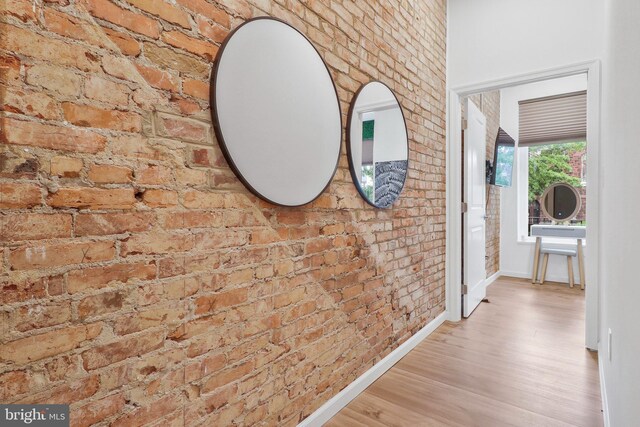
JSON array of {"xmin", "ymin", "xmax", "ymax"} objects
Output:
[{"xmin": 445, "ymin": 60, "xmax": 601, "ymax": 350}]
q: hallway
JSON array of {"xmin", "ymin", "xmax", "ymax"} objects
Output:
[{"xmin": 328, "ymin": 277, "xmax": 603, "ymax": 426}]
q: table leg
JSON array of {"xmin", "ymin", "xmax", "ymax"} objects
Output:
[
  {"xmin": 532, "ymin": 237, "xmax": 541, "ymax": 284},
  {"xmin": 567, "ymin": 256, "xmax": 575, "ymax": 288},
  {"xmin": 577, "ymin": 238, "xmax": 586, "ymax": 290}
]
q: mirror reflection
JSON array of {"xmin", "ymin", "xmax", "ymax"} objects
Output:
[
  {"xmin": 348, "ymin": 82, "xmax": 408, "ymax": 208},
  {"xmin": 540, "ymin": 182, "xmax": 582, "ymax": 221}
]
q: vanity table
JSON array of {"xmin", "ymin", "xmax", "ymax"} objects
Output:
[{"xmin": 531, "ymin": 225, "xmax": 586, "ymax": 289}]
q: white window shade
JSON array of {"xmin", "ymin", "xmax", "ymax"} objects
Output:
[{"xmin": 518, "ymin": 90, "xmax": 587, "ymax": 146}]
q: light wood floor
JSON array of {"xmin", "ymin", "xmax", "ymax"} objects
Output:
[{"xmin": 327, "ymin": 277, "xmax": 603, "ymax": 427}]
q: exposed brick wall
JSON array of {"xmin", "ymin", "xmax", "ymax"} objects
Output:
[
  {"xmin": 0, "ymin": 0, "xmax": 447, "ymax": 425},
  {"xmin": 465, "ymin": 92, "xmax": 500, "ymax": 276}
]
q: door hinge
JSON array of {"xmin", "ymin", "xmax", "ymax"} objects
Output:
[
  {"xmin": 462, "ymin": 284, "xmax": 468, "ymax": 295},
  {"xmin": 461, "ymin": 202, "xmax": 468, "ymax": 213}
]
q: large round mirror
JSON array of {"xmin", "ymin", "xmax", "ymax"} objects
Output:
[
  {"xmin": 540, "ymin": 182, "xmax": 582, "ymax": 221},
  {"xmin": 347, "ymin": 82, "xmax": 408, "ymax": 208},
  {"xmin": 212, "ymin": 18, "xmax": 342, "ymax": 207}
]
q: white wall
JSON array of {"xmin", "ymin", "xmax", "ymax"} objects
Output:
[
  {"xmin": 600, "ymin": 1, "xmax": 640, "ymax": 424},
  {"xmin": 373, "ymin": 108, "xmax": 407, "ymax": 163},
  {"xmin": 448, "ymin": 0, "xmax": 605, "ymax": 88},
  {"xmin": 449, "ymin": 0, "xmax": 640, "ymax": 423},
  {"xmin": 500, "ymin": 75, "xmax": 588, "ymax": 282}
]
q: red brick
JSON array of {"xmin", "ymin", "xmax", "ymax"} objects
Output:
[
  {"xmin": 0, "ymin": 213, "xmax": 72, "ymax": 241},
  {"xmin": 182, "ymin": 190, "xmax": 225, "ymax": 209},
  {"xmin": 0, "ymin": 183, "xmax": 41, "ymax": 209},
  {"xmin": 6, "ymin": 302, "xmax": 72, "ymax": 332},
  {"xmin": 113, "ymin": 303, "xmax": 186, "ymax": 335},
  {"xmin": 134, "ymin": 63, "xmax": 180, "ymax": 92},
  {"xmin": 135, "ymin": 164, "xmax": 172, "ymax": 185},
  {"xmin": 196, "ymin": 16, "xmax": 228, "ymax": 43},
  {"xmin": 176, "ymin": 167, "xmax": 208, "ymax": 186},
  {"xmin": 143, "ymin": 42, "xmax": 209, "ymax": 77},
  {"xmin": 0, "ymin": 324, "xmax": 101, "ymax": 364},
  {"xmin": 183, "ymin": 78, "xmax": 209, "ymax": 100},
  {"xmin": 162, "ymin": 31, "xmax": 218, "ymax": 60},
  {"xmin": 75, "ymin": 212, "xmax": 154, "ymax": 236},
  {"xmin": 161, "ymin": 211, "xmax": 222, "ymax": 229},
  {"xmin": 77, "ymin": 290, "xmax": 125, "ymax": 319},
  {"xmin": 125, "ymin": 0, "xmax": 190, "ymax": 28},
  {"xmin": 103, "ymin": 27, "xmax": 141, "ymax": 56},
  {"xmin": 48, "ymin": 188, "xmax": 136, "ymax": 210},
  {"xmin": 16, "ymin": 375, "xmax": 99, "ymax": 405},
  {"xmin": 68, "ymin": 262, "xmax": 156, "ymax": 293},
  {"xmin": 1, "ymin": 117, "xmax": 106, "ymax": 153},
  {"xmin": 84, "ymin": 75, "xmax": 131, "ymax": 105},
  {"xmin": 50, "ymin": 156, "xmax": 83, "ymax": 178},
  {"xmin": 1, "ymin": 88, "xmax": 61, "ymax": 120},
  {"xmin": 2, "ymin": 0, "xmax": 37, "ymax": 22},
  {"xmin": 185, "ymin": 353, "xmax": 226, "ymax": 382},
  {"xmin": 0, "ymin": 370, "xmax": 35, "ymax": 400},
  {"xmin": 45, "ymin": 355, "xmax": 85, "ymax": 382},
  {"xmin": 155, "ymin": 114, "xmax": 211, "ymax": 143},
  {"xmin": 81, "ymin": 329, "xmax": 164, "ymax": 370},
  {"xmin": 194, "ymin": 229, "xmax": 249, "ymax": 250},
  {"xmin": 121, "ymin": 232, "xmax": 194, "ymax": 256},
  {"xmin": 201, "ymin": 360, "xmax": 254, "ymax": 394},
  {"xmin": 142, "ymin": 189, "xmax": 178, "ymax": 207},
  {"xmin": 83, "ymin": 0, "xmax": 160, "ymax": 38},
  {"xmin": 111, "ymin": 394, "xmax": 179, "ymax": 427},
  {"xmin": 43, "ymin": 8, "xmax": 108, "ymax": 48},
  {"xmin": 195, "ymin": 288, "xmax": 248, "ymax": 315},
  {"xmin": 172, "ymin": 96, "xmax": 203, "ymax": 115},
  {"xmin": 110, "ymin": 135, "xmax": 174, "ymax": 161},
  {"xmin": 176, "ymin": 0, "xmax": 229, "ymax": 27},
  {"xmin": 1, "ymin": 23, "xmax": 100, "ymax": 71},
  {"xmin": 9, "ymin": 240, "xmax": 115, "ymax": 270},
  {"xmin": 0, "ymin": 274, "xmax": 61, "ymax": 304},
  {"xmin": 217, "ymin": 0, "xmax": 252, "ymax": 19},
  {"xmin": 71, "ymin": 393, "xmax": 125, "ymax": 427},
  {"xmin": 88, "ymin": 164, "xmax": 133, "ymax": 183},
  {"xmin": 0, "ymin": 53, "xmax": 21, "ymax": 85},
  {"xmin": 62, "ymin": 102, "xmax": 141, "ymax": 132}
]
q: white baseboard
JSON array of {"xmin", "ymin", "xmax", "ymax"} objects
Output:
[
  {"xmin": 485, "ymin": 270, "xmax": 501, "ymax": 287},
  {"xmin": 598, "ymin": 343, "xmax": 610, "ymax": 427},
  {"xmin": 298, "ymin": 311, "xmax": 448, "ymax": 427}
]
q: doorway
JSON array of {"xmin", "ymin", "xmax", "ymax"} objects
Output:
[{"xmin": 446, "ymin": 61, "xmax": 601, "ymax": 350}]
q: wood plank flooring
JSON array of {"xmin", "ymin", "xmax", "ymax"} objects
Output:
[{"xmin": 327, "ymin": 277, "xmax": 603, "ymax": 427}]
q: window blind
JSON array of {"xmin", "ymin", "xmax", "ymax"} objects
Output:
[{"xmin": 518, "ymin": 90, "xmax": 587, "ymax": 146}]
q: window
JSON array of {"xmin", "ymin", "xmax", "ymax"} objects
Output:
[{"xmin": 526, "ymin": 141, "xmax": 587, "ymax": 234}]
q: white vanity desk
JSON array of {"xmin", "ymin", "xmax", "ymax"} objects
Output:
[{"xmin": 531, "ymin": 225, "xmax": 586, "ymax": 289}]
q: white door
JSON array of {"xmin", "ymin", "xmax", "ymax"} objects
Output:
[{"xmin": 463, "ymin": 99, "xmax": 487, "ymax": 317}]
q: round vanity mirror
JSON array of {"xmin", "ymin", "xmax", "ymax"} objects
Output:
[
  {"xmin": 540, "ymin": 183, "xmax": 582, "ymax": 222},
  {"xmin": 347, "ymin": 82, "xmax": 408, "ymax": 208},
  {"xmin": 212, "ymin": 18, "xmax": 342, "ymax": 206}
]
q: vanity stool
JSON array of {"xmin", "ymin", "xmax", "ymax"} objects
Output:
[
  {"xmin": 531, "ymin": 225, "xmax": 586, "ymax": 289},
  {"xmin": 538, "ymin": 245, "xmax": 578, "ymax": 287}
]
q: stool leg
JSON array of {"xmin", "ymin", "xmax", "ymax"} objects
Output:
[
  {"xmin": 577, "ymin": 238, "xmax": 586, "ymax": 290},
  {"xmin": 540, "ymin": 253, "xmax": 549, "ymax": 285},
  {"xmin": 567, "ymin": 256, "xmax": 575, "ymax": 288},
  {"xmin": 532, "ymin": 237, "xmax": 541, "ymax": 284}
]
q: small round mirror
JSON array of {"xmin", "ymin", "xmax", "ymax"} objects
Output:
[
  {"xmin": 540, "ymin": 182, "xmax": 582, "ymax": 222},
  {"xmin": 347, "ymin": 82, "xmax": 408, "ymax": 208}
]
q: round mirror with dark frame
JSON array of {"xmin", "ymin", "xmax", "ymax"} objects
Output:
[
  {"xmin": 346, "ymin": 81, "xmax": 409, "ymax": 208},
  {"xmin": 211, "ymin": 17, "xmax": 342, "ymax": 207},
  {"xmin": 540, "ymin": 182, "xmax": 582, "ymax": 222}
]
